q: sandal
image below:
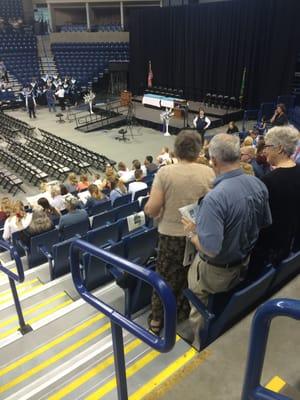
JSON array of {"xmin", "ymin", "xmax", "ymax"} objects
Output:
[{"xmin": 147, "ymin": 314, "xmax": 163, "ymax": 335}]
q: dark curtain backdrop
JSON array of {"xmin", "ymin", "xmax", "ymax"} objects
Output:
[{"xmin": 129, "ymin": 0, "xmax": 300, "ymax": 107}]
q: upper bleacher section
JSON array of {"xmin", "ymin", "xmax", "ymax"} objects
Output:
[
  {"xmin": 0, "ymin": 31, "xmax": 39, "ymax": 84},
  {"xmin": 60, "ymin": 23, "xmax": 123, "ymax": 33},
  {"xmin": 0, "ymin": 0, "xmax": 23, "ymax": 21},
  {"xmin": 52, "ymin": 41, "xmax": 129, "ymax": 85}
]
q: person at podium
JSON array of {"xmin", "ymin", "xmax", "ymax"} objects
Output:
[{"xmin": 193, "ymin": 109, "xmax": 211, "ymax": 145}]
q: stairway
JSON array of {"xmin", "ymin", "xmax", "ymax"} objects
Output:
[
  {"xmin": 0, "ymin": 249, "xmax": 197, "ymax": 400},
  {"xmin": 37, "ymin": 35, "xmax": 58, "ymax": 77},
  {"xmin": 6, "ymin": 72, "xmax": 22, "ymax": 96}
]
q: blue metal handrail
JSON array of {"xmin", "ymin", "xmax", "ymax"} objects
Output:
[
  {"xmin": 0, "ymin": 239, "xmax": 25, "ymax": 282},
  {"xmin": 70, "ymin": 239, "xmax": 177, "ymax": 399},
  {"xmin": 0, "ymin": 240, "xmax": 32, "ymax": 334},
  {"xmin": 242, "ymin": 299, "xmax": 300, "ymax": 400}
]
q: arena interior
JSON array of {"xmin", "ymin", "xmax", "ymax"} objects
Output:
[{"xmin": 0, "ymin": 0, "xmax": 300, "ymax": 399}]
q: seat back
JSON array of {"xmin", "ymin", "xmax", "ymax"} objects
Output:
[
  {"xmin": 29, "ymin": 229, "xmax": 60, "ymax": 268},
  {"xmin": 60, "ymin": 219, "xmax": 90, "ymax": 241},
  {"xmin": 124, "ymin": 227, "xmax": 158, "ymax": 265},
  {"xmin": 112, "ymin": 193, "xmax": 131, "ymax": 208},
  {"xmin": 133, "ymin": 188, "xmax": 148, "ymax": 201},
  {"xmin": 271, "ymin": 251, "xmax": 300, "ymax": 290},
  {"xmin": 114, "ymin": 201, "xmax": 140, "ymax": 221},
  {"xmin": 118, "ymin": 212, "xmax": 147, "ymax": 239},
  {"xmin": 91, "ymin": 209, "xmax": 116, "ymax": 230},
  {"xmin": 87, "ymin": 222, "xmax": 120, "ymax": 247},
  {"xmin": 52, "ymin": 237, "xmax": 77, "ymax": 279},
  {"xmin": 210, "ymin": 267, "xmax": 276, "ymax": 343},
  {"xmin": 84, "ymin": 240, "xmax": 125, "ymax": 291},
  {"xmin": 88, "ymin": 200, "xmax": 112, "ymax": 216}
]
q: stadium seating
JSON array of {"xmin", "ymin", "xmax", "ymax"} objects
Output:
[
  {"xmin": 60, "ymin": 24, "xmax": 123, "ymax": 32},
  {"xmin": 51, "ymin": 42, "xmax": 129, "ymax": 86},
  {"xmin": 0, "ymin": 0, "xmax": 23, "ymax": 20},
  {"xmin": 0, "ymin": 32, "xmax": 39, "ymax": 85}
]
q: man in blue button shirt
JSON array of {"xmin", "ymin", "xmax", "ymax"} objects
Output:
[{"xmin": 182, "ymin": 134, "xmax": 272, "ymax": 349}]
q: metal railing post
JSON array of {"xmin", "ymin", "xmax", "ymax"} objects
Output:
[
  {"xmin": 242, "ymin": 299, "xmax": 300, "ymax": 400},
  {"xmin": 8, "ymin": 277, "xmax": 32, "ymax": 335},
  {"xmin": 0, "ymin": 240, "xmax": 32, "ymax": 335},
  {"xmin": 111, "ymin": 322, "xmax": 128, "ymax": 400},
  {"xmin": 70, "ymin": 239, "xmax": 177, "ymax": 400}
]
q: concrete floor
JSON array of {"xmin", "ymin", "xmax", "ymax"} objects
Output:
[
  {"xmin": 1, "ymin": 104, "xmax": 246, "ymax": 200},
  {"xmin": 157, "ymin": 276, "xmax": 300, "ymax": 400}
]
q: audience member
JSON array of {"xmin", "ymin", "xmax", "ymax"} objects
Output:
[
  {"xmin": 243, "ymin": 136, "xmax": 254, "ymax": 147},
  {"xmin": 144, "ymin": 156, "xmax": 158, "ymax": 174},
  {"xmin": 19, "ymin": 209, "xmax": 54, "ymax": 247},
  {"xmin": 156, "ymin": 147, "xmax": 170, "ymax": 165},
  {"xmin": 145, "ymin": 130, "xmax": 215, "ymax": 334},
  {"xmin": 128, "ymin": 169, "xmax": 148, "ymax": 201},
  {"xmin": 3, "ymin": 201, "xmax": 32, "ymax": 241},
  {"xmin": 102, "ymin": 165, "xmax": 117, "ymax": 189},
  {"xmin": 270, "ymin": 103, "xmax": 289, "ymax": 126},
  {"xmin": 110, "ymin": 178, "xmax": 128, "ymax": 205},
  {"xmin": 181, "ymin": 133, "xmax": 272, "ymax": 349},
  {"xmin": 37, "ymin": 197, "xmax": 61, "ymax": 224},
  {"xmin": 193, "ymin": 109, "xmax": 211, "ymax": 145},
  {"xmin": 76, "ymin": 175, "xmax": 90, "ymax": 192},
  {"xmin": 64, "ymin": 173, "xmax": 78, "ymax": 193},
  {"xmin": 50, "ymin": 186, "xmax": 66, "ymax": 211},
  {"xmin": 240, "ymin": 146, "xmax": 270, "ymax": 179},
  {"xmin": 0, "ymin": 197, "xmax": 12, "ymax": 225},
  {"xmin": 226, "ymin": 121, "xmax": 239, "ymax": 134},
  {"xmin": 292, "ymin": 140, "xmax": 300, "ymax": 164},
  {"xmin": 85, "ymin": 184, "xmax": 106, "ymax": 214},
  {"xmin": 93, "ymin": 173, "xmax": 102, "ymax": 187},
  {"xmin": 251, "ymin": 126, "xmax": 300, "ymax": 269},
  {"xmin": 60, "ymin": 184, "xmax": 69, "ymax": 196},
  {"xmin": 58, "ymin": 195, "xmax": 89, "ymax": 231}
]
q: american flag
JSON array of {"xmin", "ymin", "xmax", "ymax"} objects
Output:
[{"xmin": 147, "ymin": 61, "xmax": 153, "ymax": 88}]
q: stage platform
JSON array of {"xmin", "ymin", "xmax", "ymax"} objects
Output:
[
  {"xmin": 129, "ymin": 102, "xmax": 222, "ymax": 135},
  {"xmin": 133, "ymin": 95, "xmax": 244, "ymax": 126}
]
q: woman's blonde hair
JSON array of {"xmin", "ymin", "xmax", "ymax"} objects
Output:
[
  {"xmin": 68, "ymin": 173, "xmax": 78, "ymax": 186},
  {"xmin": 28, "ymin": 209, "xmax": 53, "ymax": 234},
  {"xmin": 0, "ymin": 197, "xmax": 13, "ymax": 216},
  {"xmin": 88, "ymin": 184, "xmax": 104, "ymax": 200},
  {"xmin": 51, "ymin": 185, "xmax": 61, "ymax": 197}
]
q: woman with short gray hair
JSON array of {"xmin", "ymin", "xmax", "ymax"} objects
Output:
[{"xmin": 252, "ymin": 125, "xmax": 300, "ymax": 269}]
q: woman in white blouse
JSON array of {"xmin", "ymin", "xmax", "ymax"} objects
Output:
[{"xmin": 3, "ymin": 201, "xmax": 32, "ymax": 241}]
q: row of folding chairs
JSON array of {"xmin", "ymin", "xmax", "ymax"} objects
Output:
[
  {"xmin": 0, "ymin": 149, "xmax": 48, "ymax": 185},
  {"xmin": 40, "ymin": 129, "xmax": 116, "ymax": 171},
  {"xmin": 0, "ymin": 168, "xmax": 24, "ymax": 196},
  {"xmin": 26, "ymin": 137, "xmax": 91, "ymax": 175},
  {"xmin": 0, "ymin": 112, "xmax": 33, "ymax": 136},
  {"xmin": 10, "ymin": 143, "xmax": 71, "ymax": 181}
]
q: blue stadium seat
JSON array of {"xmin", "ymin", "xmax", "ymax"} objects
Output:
[
  {"xmin": 91, "ymin": 209, "xmax": 116, "ymax": 230},
  {"xmin": 44, "ymin": 237, "xmax": 77, "ymax": 279},
  {"xmin": 112, "ymin": 193, "xmax": 132, "ymax": 207},
  {"xmin": 25, "ymin": 229, "xmax": 60, "ymax": 269},
  {"xmin": 59, "ymin": 220, "xmax": 90, "ymax": 241},
  {"xmin": 133, "ymin": 188, "xmax": 149, "ymax": 201},
  {"xmin": 270, "ymin": 251, "xmax": 300, "ymax": 291},
  {"xmin": 86, "ymin": 222, "xmax": 120, "ymax": 248},
  {"xmin": 183, "ymin": 266, "xmax": 276, "ymax": 350},
  {"xmin": 87, "ymin": 200, "xmax": 112, "ymax": 216},
  {"xmin": 114, "ymin": 201, "xmax": 140, "ymax": 221}
]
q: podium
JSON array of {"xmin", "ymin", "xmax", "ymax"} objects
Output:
[
  {"xmin": 174, "ymin": 107, "xmax": 182, "ymax": 119},
  {"xmin": 120, "ymin": 90, "xmax": 132, "ymax": 106}
]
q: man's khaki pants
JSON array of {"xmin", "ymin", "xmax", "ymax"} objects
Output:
[{"xmin": 188, "ymin": 254, "xmax": 248, "ymax": 350}]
